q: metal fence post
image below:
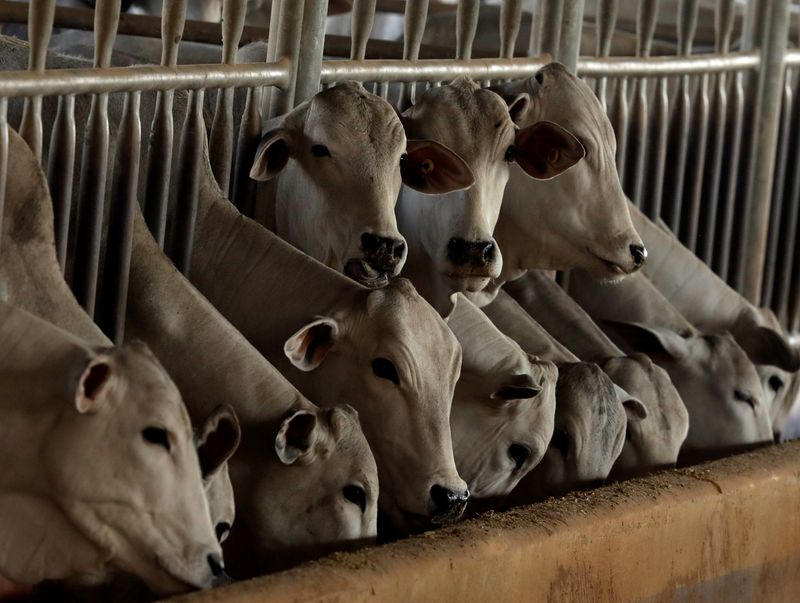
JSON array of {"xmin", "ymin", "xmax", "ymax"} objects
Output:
[
  {"xmin": 295, "ymin": 0, "xmax": 330, "ymax": 104},
  {"xmin": 558, "ymin": 0, "xmax": 584, "ymax": 73}
]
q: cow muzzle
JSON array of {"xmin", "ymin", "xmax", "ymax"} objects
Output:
[
  {"xmin": 345, "ymin": 233, "xmax": 407, "ymax": 288},
  {"xmin": 428, "ymin": 484, "xmax": 470, "ymax": 524}
]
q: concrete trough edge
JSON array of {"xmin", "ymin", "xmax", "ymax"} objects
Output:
[{"xmin": 167, "ymin": 441, "xmax": 800, "ymax": 603}]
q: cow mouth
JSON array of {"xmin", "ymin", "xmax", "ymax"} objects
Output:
[
  {"xmin": 345, "ymin": 259, "xmax": 390, "ymax": 289},
  {"xmin": 155, "ymin": 556, "xmax": 209, "ymax": 592},
  {"xmin": 446, "ymin": 273, "xmax": 492, "ymax": 292},
  {"xmin": 586, "ymin": 250, "xmax": 631, "ymax": 280}
]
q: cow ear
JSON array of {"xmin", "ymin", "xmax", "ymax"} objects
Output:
[
  {"xmin": 275, "ymin": 410, "xmax": 318, "ymax": 465},
  {"xmin": 284, "ymin": 317, "xmax": 339, "ymax": 371},
  {"xmin": 506, "ymin": 93, "xmax": 531, "ymax": 125},
  {"xmin": 615, "ymin": 386, "xmax": 648, "ymax": 422},
  {"xmin": 731, "ymin": 314, "xmax": 800, "ymax": 371},
  {"xmin": 511, "ymin": 120, "xmax": 585, "ymax": 180},
  {"xmin": 491, "ymin": 373, "xmax": 542, "ymax": 402},
  {"xmin": 402, "ymin": 139, "xmax": 475, "ymax": 194},
  {"xmin": 602, "ymin": 320, "xmax": 688, "ymax": 362},
  {"xmin": 250, "ymin": 129, "xmax": 291, "ymax": 181},
  {"xmin": 75, "ymin": 354, "xmax": 115, "ymax": 414},
  {"xmin": 197, "ymin": 405, "xmax": 241, "ymax": 479}
]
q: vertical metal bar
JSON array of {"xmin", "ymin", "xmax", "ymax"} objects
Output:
[
  {"xmin": 538, "ymin": 0, "xmax": 563, "ymax": 60},
  {"xmin": 399, "ymin": 0, "xmax": 429, "ymax": 110},
  {"xmin": 777, "ymin": 69, "xmax": 800, "ymax": 325},
  {"xmin": 261, "ymin": 0, "xmax": 282, "ymax": 118},
  {"xmin": 699, "ymin": 0, "xmax": 736, "ymax": 264},
  {"xmin": 644, "ymin": 75, "xmax": 669, "ymax": 220},
  {"xmin": 142, "ymin": 0, "xmax": 186, "ymax": 247},
  {"xmin": 350, "ymin": 0, "xmax": 376, "ymax": 61},
  {"xmin": 295, "ymin": 0, "xmax": 329, "ymax": 104},
  {"xmin": 557, "ymin": 0, "xmax": 584, "ymax": 74},
  {"xmin": 0, "ymin": 99, "xmax": 7, "ymax": 251},
  {"xmin": 46, "ymin": 94, "xmax": 75, "ymax": 273},
  {"xmin": 456, "ymin": 0, "xmax": 480, "ymax": 60},
  {"xmin": 231, "ymin": 86, "xmax": 262, "ymax": 216},
  {"xmin": 527, "ymin": 0, "xmax": 545, "ymax": 57},
  {"xmin": 209, "ymin": 0, "xmax": 246, "ymax": 195},
  {"xmin": 19, "ymin": 0, "xmax": 56, "ymax": 162},
  {"xmin": 594, "ymin": 0, "xmax": 619, "ymax": 112},
  {"xmin": 269, "ymin": 0, "xmax": 305, "ymax": 117},
  {"xmin": 96, "ymin": 92, "xmax": 140, "ymax": 344},
  {"xmin": 72, "ymin": 0, "xmax": 120, "ymax": 317},
  {"xmin": 171, "ymin": 89, "xmax": 205, "ymax": 276},
  {"xmin": 738, "ymin": 0, "xmax": 791, "ymax": 302},
  {"xmin": 627, "ymin": 0, "xmax": 659, "ymax": 206},
  {"xmin": 681, "ymin": 69, "xmax": 711, "ymax": 252},
  {"xmin": 500, "ymin": 0, "xmax": 523, "ymax": 59},
  {"xmin": 611, "ymin": 77, "xmax": 629, "ymax": 184}
]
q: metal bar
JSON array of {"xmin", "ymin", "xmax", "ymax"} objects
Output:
[
  {"xmin": 399, "ymin": 0, "xmax": 430, "ymax": 109},
  {"xmin": 351, "ymin": 0, "xmax": 377, "ymax": 60},
  {"xmin": 19, "ymin": 0, "xmax": 55, "ymax": 161},
  {"xmin": 209, "ymin": 0, "xmax": 246, "ymax": 194},
  {"xmin": 539, "ymin": 0, "xmax": 563, "ymax": 60},
  {"xmin": 611, "ymin": 77, "xmax": 629, "ymax": 185},
  {"xmin": 738, "ymin": 0, "xmax": 790, "ymax": 302},
  {"xmin": 143, "ymin": 0, "xmax": 186, "ymax": 248},
  {"xmin": 295, "ymin": 0, "xmax": 330, "ymax": 103},
  {"xmin": 499, "ymin": 0, "xmax": 523, "ymax": 59},
  {"xmin": 680, "ymin": 71, "xmax": 710, "ymax": 253},
  {"xmin": 231, "ymin": 86, "xmax": 262, "ymax": 215},
  {"xmin": 527, "ymin": 0, "xmax": 545, "ymax": 57},
  {"xmin": 644, "ymin": 76, "xmax": 669, "ymax": 220},
  {"xmin": 45, "ymin": 94, "xmax": 76, "ymax": 273},
  {"xmin": 558, "ymin": 0, "xmax": 585, "ymax": 73},
  {"xmin": 0, "ymin": 99, "xmax": 7, "ymax": 251},
  {"xmin": 72, "ymin": 0, "xmax": 120, "ymax": 316},
  {"xmin": 269, "ymin": 0, "xmax": 305, "ymax": 117},
  {"xmin": 171, "ymin": 89, "xmax": 205, "ymax": 276},
  {"xmin": 96, "ymin": 91, "xmax": 140, "ymax": 344},
  {"xmin": 262, "ymin": 0, "xmax": 283, "ymax": 119},
  {"xmin": 595, "ymin": 0, "xmax": 619, "ymax": 111},
  {"xmin": 777, "ymin": 69, "xmax": 800, "ymax": 325},
  {"xmin": 698, "ymin": 0, "xmax": 736, "ymax": 265},
  {"xmin": 456, "ymin": 0, "xmax": 480, "ymax": 60}
]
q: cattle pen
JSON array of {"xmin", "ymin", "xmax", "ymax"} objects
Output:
[{"xmin": 0, "ymin": 0, "xmax": 800, "ymax": 602}]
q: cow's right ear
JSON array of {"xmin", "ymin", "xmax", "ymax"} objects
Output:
[
  {"xmin": 402, "ymin": 139, "xmax": 475, "ymax": 194},
  {"xmin": 75, "ymin": 354, "xmax": 116, "ymax": 414},
  {"xmin": 250, "ymin": 129, "xmax": 291, "ymax": 181},
  {"xmin": 602, "ymin": 320, "xmax": 688, "ymax": 363},
  {"xmin": 731, "ymin": 313, "xmax": 800, "ymax": 371},
  {"xmin": 275, "ymin": 410, "xmax": 318, "ymax": 465},
  {"xmin": 284, "ymin": 317, "xmax": 339, "ymax": 371},
  {"xmin": 197, "ymin": 405, "xmax": 241, "ymax": 480}
]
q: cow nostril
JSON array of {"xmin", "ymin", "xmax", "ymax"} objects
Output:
[
  {"xmin": 429, "ymin": 484, "xmax": 470, "ymax": 516},
  {"xmin": 630, "ymin": 244, "xmax": 647, "ymax": 267},
  {"xmin": 393, "ymin": 240, "xmax": 406, "ymax": 260},
  {"xmin": 207, "ymin": 553, "xmax": 224, "ymax": 577},
  {"xmin": 361, "ymin": 232, "xmax": 381, "ymax": 253},
  {"xmin": 508, "ymin": 443, "xmax": 531, "ymax": 470},
  {"xmin": 481, "ymin": 242, "xmax": 495, "ymax": 263}
]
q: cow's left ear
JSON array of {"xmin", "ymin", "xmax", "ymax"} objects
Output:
[
  {"xmin": 506, "ymin": 93, "xmax": 531, "ymax": 125},
  {"xmin": 510, "ymin": 120, "xmax": 585, "ymax": 180},
  {"xmin": 731, "ymin": 313, "xmax": 800, "ymax": 371},
  {"xmin": 250, "ymin": 128, "xmax": 291, "ymax": 181},
  {"xmin": 75, "ymin": 354, "xmax": 116, "ymax": 414},
  {"xmin": 402, "ymin": 139, "xmax": 475, "ymax": 194},
  {"xmin": 197, "ymin": 405, "xmax": 241, "ymax": 480},
  {"xmin": 284, "ymin": 317, "xmax": 339, "ymax": 371}
]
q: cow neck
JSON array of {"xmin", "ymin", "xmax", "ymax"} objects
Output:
[
  {"xmin": 505, "ymin": 271, "xmax": 624, "ymax": 363},
  {"xmin": 629, "ymin": 203, "xmax": 748, "ymax": 329},
  {"xmin": 0, "ymin": 128, "xmax": 109, "ymax": 347},
  {"xmin": 483, "ymin": 290, "xmax": 578, "ymax": 364},
  {"xmin": 127, "ymin": 208, "xmax": 312, "ymax": 425}
]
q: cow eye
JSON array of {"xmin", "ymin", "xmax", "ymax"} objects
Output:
[
  {"xmin": 508, "ymin": 443, "xmax": 531, "ymax": 471},
  {"xmin": 372, "ymin": 358, "xmax": 399, "ymax": 384},
  {"xmin": 311, "ymin": 144, "xmax": 331, "ymax": 158},
  {"xmin": 550, "ymin": 428, "xmax": 569, "ymax": 457},
  {"xmin": 343, "ymin": 485, "xmax": 367, "ymax": 513},
  {"xmin": 734, "ymin": 389, "xmax": 756, "ymax": 410},
  {"xmin": 142, "ymin": 427, "xmax": 171, "ymax": 451},
  {"xmin": 768, "ymin": 375, "xmax": 784, "ymax": 393},
  {"xmin": 504, "ymin": 146, "xmax": 515, "ymax": 162},
  {"xmin": 215, "ymin": 521, "xmax": 231, "ymax": 543},
  {"xmin": 400, "ymin": 153, "xmax": 408, "ymax": 166}
]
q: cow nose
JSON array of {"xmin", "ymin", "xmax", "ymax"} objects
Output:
[
  {"xmin": 361, "ymin": 233, "xmax": 406, "ymax": 269},
  {"xmin": 447, "ymin": 238, "xmax": 496, "ymax": 267},
  {"xmin": 207, "ymin": 553, "xmax": 224, "ymax": 577},
  {"xmin": 630, "ymin": 244, "xmax": 647, "ymax": 268},
  {"xmin": 429, "ymin": 484, "xmax": 470, "ymax": 519}
]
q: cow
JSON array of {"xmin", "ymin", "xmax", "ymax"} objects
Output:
[
  {"xmin": 396, "ymin": 76, "xmax": 584, "ymax": 313},
  {"xmin": 0, "ymin": 301, "xmax": 222, "ymax": 595},
  {"xmin": 250, "ymin": 81, "xmax": 474, "ymax": 288},
  {"xmin": 502, "ymin": 271, "xmax": 688, "ymax": 478},
  {"xmin": 191, "ymin": 142, "xmax": 469, "ymax": 533},
  {"xmin": 472, "ymin": 63, "xmax": 645, "ymax": 307},
  {"xmin": 569, "ymin": 269, "xmax": 773, "ymax": 462},
  {"xmin": 446, "ymin": 293, "xmax": 557, "ymax": 497}
]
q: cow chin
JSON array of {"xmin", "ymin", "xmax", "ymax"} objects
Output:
[
  {"xmin": 584, "ymin": 250, "xmax": 640, "ymax": 282},
  {"xmin": 344, "ymin": 258, "xmax": 390, "ymax": 289},
  {"xmin": 445, "ymin": 274, "xmax": 492, "ymax": 293}
]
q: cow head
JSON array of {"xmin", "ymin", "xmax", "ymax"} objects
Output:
[
  {"xmin": 53, "ymin": 341, "xmax": 222, "ymax": 595},
  {"xmin": 250, "ymin": 82, "xmax": 472, "ymax": 288},
  {"xmin": 281, "ymin": 278, "xmax": 469, "ymax": 533},
  {"xmin": 492, "ymin": 63, "xmax": 645, "ymax": 285},
  {"xmin": 602, "ymin": 354, "xmax": 689, "ymax": 480},
  {"xmin": 399, "ymin": 76, "xmax": 582, "ymax": 306}
]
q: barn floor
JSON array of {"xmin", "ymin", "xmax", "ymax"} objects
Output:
[{"xmin": 167, "ymin": 441, "xmax": 800, "ymax": 603}]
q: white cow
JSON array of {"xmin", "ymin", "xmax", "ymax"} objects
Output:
[
  {"xmin": 0, "ymin": 301, "xmax": 222, "ymax": 594},
  {"xmin": 250, "ymin": 82, "xmax": 474, "ymax": 288},
  {"xmin": 569, "ymin": 269, "xmax": 773, "ymax": 462},
  {"xmin": 474, "ymin": 63, "xmax": 646, "ymax": 306},
  {"xmin": 446, "ymin": 293, "xmax": 557, "ymax": 498},
  {"xmin": 397, "ymin": 76, "xmax": 585, "ymax": 313}
]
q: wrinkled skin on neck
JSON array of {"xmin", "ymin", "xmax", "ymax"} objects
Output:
[
  {"xmin": 0, "ymin": 304, "xmax": 220, "ymax": 595},
  {"xmin": 569, "ymin": 269, "xmax": 773, "ymax": 460},
  {"xmin": 190, "ymin": 159, "xmax": 467, "ymax": 533},
  {"xmin": 446, "ymin": 294, "xmax": 557, "ymax": 498},
  {"xmin": 508, "ymin": 361, "xmax": 626, "ymax": 503},
  {"xmin": 487, "ymin": 63, "xmax": 643, "ymax": 302}
]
